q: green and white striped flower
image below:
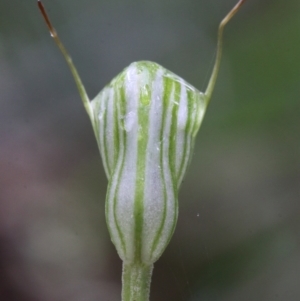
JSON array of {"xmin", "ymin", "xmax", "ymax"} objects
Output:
[
  {"xmin": 91, "ymin": 61, "xmax": 206, "ymax": 265},
  {"xmin": 38, "ymin": 0, "xmax": 246, "ymax": 300}
]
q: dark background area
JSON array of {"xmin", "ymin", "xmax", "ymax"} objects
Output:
[{"xmin": 0, "ymin": 0, "xmax": 299, "ymax": 300}]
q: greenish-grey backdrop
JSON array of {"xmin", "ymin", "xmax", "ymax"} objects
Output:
[{"xmin": 0, "ymin": 0, "xmax": 299, "ymax": 300}]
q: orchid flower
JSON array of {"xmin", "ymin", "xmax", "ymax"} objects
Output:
[{"xmin": 38, "ymin": 1, "xmax": 246, "ymax": 300}]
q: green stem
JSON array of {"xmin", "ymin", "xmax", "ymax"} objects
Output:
[
  {"xmin": 204, "ymin": 0, "xmax": 246, "ymax": 105},
  {"xmin": 122, "ymin": 263, "xmax": 153, "ymax": 301},
  {"xmin": 38, "ymin": 0, "xmax": 93, "ymax": 119}
]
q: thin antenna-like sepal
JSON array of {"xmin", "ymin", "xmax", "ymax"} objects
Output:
[
  {"xmin": 205, "ymin": 0, "xmax": 246, "ymax": 104},
  {"xmin": 37, "ymin": 0, "xmax": 93, "ymax": 119}
]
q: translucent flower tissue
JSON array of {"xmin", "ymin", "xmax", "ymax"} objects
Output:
[{"xmin": 91, "ymin": 61, "xmax": 207, "ymax": 265}]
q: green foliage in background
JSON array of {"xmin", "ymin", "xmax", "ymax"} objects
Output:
[{"xmin": 0, "ymin": 1, "xmax": 299, "ymax": 301}]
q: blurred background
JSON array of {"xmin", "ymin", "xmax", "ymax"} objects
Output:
[{"xmin": 0, "ymin": 0, "xmax": 299, "ymax": 300}]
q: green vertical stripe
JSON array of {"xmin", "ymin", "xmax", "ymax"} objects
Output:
[
  {"xmin": 169, "ymin": 80, "xmax": 181, "ymax": 188},
  {"xmin": 134, "ymin": 81, "xmax": 151, "ymax": 262},
  {"xmin": 150, "ymin": 76, "xmax": 172, "ymax": 257}
]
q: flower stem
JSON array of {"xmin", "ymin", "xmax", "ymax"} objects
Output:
[{"xmin": 122, "ymin": 263, "xmax": 153, "ymax": 301}]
